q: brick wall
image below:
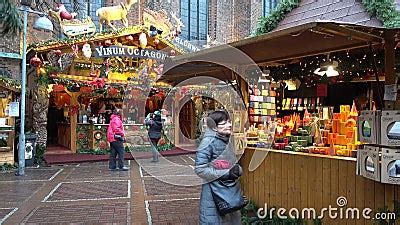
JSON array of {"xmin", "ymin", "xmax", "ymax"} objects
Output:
[{"xmin": 250, "ymin": 0, "xmax": 263, "ymax": 35}]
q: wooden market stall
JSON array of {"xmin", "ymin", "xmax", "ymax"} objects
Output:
[
  {"xmin": 161, "ymin": 21, "xmax": 400, "ymax": 223},
  {"xmin": 27, "ymin": 8, "xmax": 184, "ymax": 153},
  {"xmin": 0, "ymin": 78, "xmax": 19, "ymax": 164}
]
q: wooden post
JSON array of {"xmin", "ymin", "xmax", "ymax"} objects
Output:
[
  {"xmin": 66, "ymin": 91, "xmax": 80, "ymax": 153},
  {"xmin": 384, "ymin": 30, "xmax": 397, "ymax": 110}
]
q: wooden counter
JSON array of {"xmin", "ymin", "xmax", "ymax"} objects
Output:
[{"xmin": 240, "ymin": 147, "xmax": 400, "ymax": 225}]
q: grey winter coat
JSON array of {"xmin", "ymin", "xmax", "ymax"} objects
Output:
[{"xmin": 194, "ymin": 130, "xmax": 242, "ymax": 225}]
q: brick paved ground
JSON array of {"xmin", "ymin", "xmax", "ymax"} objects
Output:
[{"xmin": 0, "ymin": 154, "xmax": 202, "ymax": 224}]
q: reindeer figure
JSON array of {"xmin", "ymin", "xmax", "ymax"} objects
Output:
[{"xmin": 96, "ymin": 0, "xmax": 137, "ymax": 32}]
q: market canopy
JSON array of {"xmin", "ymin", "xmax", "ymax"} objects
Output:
[{"xmin": 161, "ymin": 21, "xmax": 400, "ymax": 84}]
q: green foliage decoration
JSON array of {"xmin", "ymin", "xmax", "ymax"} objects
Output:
[
  {"xmin": 362, "ymin": 0, "xmax": 400, "ymax": 28},
  {"xmin": 253, "ymin": 0, "xmax": 301, "ymax": 36}
]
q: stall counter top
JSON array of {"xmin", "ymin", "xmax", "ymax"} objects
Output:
[{"xmin": 245, "ymin": 147, "xmax": 356, "ymax": 162}]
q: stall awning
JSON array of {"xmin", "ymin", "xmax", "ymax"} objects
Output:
[{"xmin": 161, "ymin": 21, "xmax": 399, "ymax": 84}]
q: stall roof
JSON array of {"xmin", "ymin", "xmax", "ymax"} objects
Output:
[
  {"xmin": 29, "ymin": 25, "xmax": 183, "ymax": 54},
  {"xmin": 161, "ymin": 21, "xmax": 399, "ymax": 84}
]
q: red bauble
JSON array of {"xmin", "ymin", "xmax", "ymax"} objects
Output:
[
  {"xmin": 30, "ymin": 54, "xmax": 42, "ymax": 67},
  {"xmin": 54, "ymin": 50, "xmax": 62, "ymax": 56}
]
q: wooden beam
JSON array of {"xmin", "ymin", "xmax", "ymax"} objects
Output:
[{"xmin": 384, "ymin": 30, "xmax": 397, "ymax": 110}]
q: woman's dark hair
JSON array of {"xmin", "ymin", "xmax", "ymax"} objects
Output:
[
  {"xmin": 206, "ymin": 110, "xmax": 230, "ymax": 129},
  {"xmin": 113, "ymin": 108, "xmax": 121, "ymax": 115}
]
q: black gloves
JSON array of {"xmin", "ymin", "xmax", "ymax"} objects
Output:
[{"xmin": 221, "ymin": 164, "xmax": 242, "ymax": 180}]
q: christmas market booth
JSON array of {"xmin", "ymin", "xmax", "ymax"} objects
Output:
[
  {"xmin": 162, "ymin": 21, "xmax": 400, "ymax": 223},
  {"xmin": 27, "ymin": 8, "xmax": 185, "ymax": 154},
  {"xmin": 0, "ymin": 77, "xmax": 20, "ymax": 164}
]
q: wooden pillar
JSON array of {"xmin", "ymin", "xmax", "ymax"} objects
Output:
[
  {"xmin": 384, "ymin": 30, "xmax": 397, "ymax": 110},
  {"xmin": 66, "ymin": 91, "xmax": 80, "ymax": 153}
]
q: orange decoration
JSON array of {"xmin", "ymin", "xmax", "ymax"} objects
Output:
[{"xmin": 52, "ymin": 84, "xmax": 65, "ymax": 92}]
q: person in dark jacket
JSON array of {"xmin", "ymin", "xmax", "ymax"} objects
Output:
[
  {"xmin": 144, "ymin": 111, "xmax": 163, "ymax": 162},
  {"xmin": 194, "ymin": 110, "xmax": 243, "ymax": 225}
]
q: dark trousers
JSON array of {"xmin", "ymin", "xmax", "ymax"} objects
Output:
[
  {"xmin": 109, "ymin": 141, "xmax": 125, "ymax": 169},
  {"xmin": 150, "ymin": 138, "xmax": 160, "ymax": 161}
]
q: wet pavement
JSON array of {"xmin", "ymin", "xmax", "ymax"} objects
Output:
[{"xmin": 0, "ymin": 154, "xmax": 201, "ymax": 225}]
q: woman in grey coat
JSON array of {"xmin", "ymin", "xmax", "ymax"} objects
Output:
[{"xmin": 195, "ymin": 110, "xmax": 243, "ymax": 225}]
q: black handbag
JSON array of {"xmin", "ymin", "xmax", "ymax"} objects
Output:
[
  {"xmin": 209, "ymin": 179, "xmax": 246, "ymax": 216},
  {"xmin": 114, "ymin": 134, "xmax": 123, "ymax": 142}
]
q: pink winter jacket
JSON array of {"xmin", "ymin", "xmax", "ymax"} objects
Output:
[{"xmin": 107, "ymin": 114, "xmax": 125, "ymax": 142}]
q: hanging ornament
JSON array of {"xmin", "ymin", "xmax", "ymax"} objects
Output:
[
  {"xmin": 104, "ymin": 40, "xmax": 112, "ymax": 47},
  {"xmin": 30, "ymin": 54, "xmax": 42, "ymax": 67},
  {"xmin": 125, "ymin": 35, "xmax": 134, "ymax": 42},
  {"xmin": 139, "ymin": 32, "xmax": 147, "ymax": 49},
  {"xmin": 82, "ymin": 43, "xmax": 92, "ymax": 60},
  {"xmin": 149, "ymin": 25, "xmax": 158, "ymax": 37},
  {"xmin": 71, "ymin": 44, "xmax": 79, "ymax": 58},
  {"xmin": 91, "ymin": 78, "xmax": 105, "ymax": 89},
  {"xmin": 54, "ymin": 50, "xmax": 62, "ymax": 57},
  {"xmin": 108, "ymin": 87, "xmax": 119, "ymax": 96},
  {"xmin": 153, "ymin": 64, "xmax": 164, "ymax": 76}
]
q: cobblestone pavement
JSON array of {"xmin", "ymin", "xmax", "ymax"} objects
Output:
[{"xmin": 0, "ymin": 154, "xmax": 201, "ymax": 225}]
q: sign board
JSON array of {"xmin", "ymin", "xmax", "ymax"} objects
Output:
[
  {"xmin": 94, "ymin": 46, "xmax": 169, "ymax": 61},
  {"xmin": 9, "ymin": 102, "xmax": 19, "ymax": 117},
  {"xmin": 384, "ymin": 84, "xmax": 397, "ymax": 101},
  {"xmin": 172, "ymin": 37, "xmax": 202, "ymax": 53}
]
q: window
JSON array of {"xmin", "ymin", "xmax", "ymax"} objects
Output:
[
  {"xmin": 180, "ymin": 0, "xmax": 208, "ymax": 41},
  {"xmin": 263, "ymin": 0, "xmax": 278, "ymax": 16}
]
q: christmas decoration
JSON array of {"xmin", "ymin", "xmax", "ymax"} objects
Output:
[
  {"xmin": 91, "ymin": 78, "xmax": 105, "ymax": 89},
  {"xmin": 30, "ymin": 54, "xmax": 42, "ymax": 67},
  {"xmin": 71, "ymin": 44, "xmax": 79, "ymax": 58},
  {"xmin": 139, "ymin": 32, "xmax": 148, "ymax": 49},
  {"xmin": 47, "ymin": 50, "xmax": 75, "ymax": 72},
  {"xmin": 48, "ymin": 6, "xmax": 96, "ymax": 37},
  {"xmin": 82, "ymin": 43, "xmax": 92, "ymax": 60},
  {"xmin": 96, "ymin": 0, "xmax": 137, "ymax": 32},
  {"xmin": 52, "ymin": 84, "xmax": 65, "ymax": 92},
  {"xmin": 125, "ymin": 35, "xmax": 134, "ymax": 42},
  {"xmin": 104, "ymin": 40, "xmax": 112, "ymax": 46}
]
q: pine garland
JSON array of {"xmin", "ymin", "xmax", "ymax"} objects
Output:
[{"xmin": 0, "ymin": 76, "xmax": 21, "ymax": 91}]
